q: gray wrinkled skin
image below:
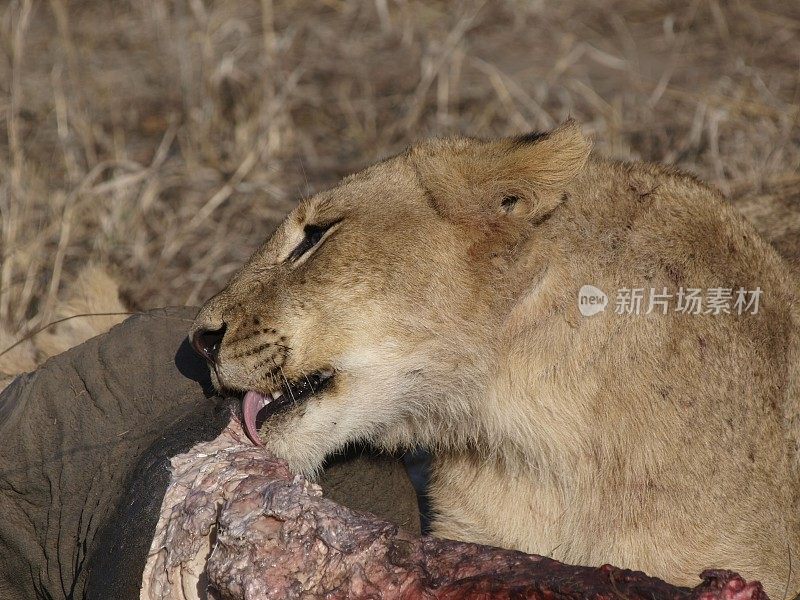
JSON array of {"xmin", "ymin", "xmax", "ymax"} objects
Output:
[
  {"xmin": 0, "ymin": 307, "xmax": 419, "ymax": 600},
  {"xmin": 0, "ymin": 307, "xmax": 218, "ymax": 600}
]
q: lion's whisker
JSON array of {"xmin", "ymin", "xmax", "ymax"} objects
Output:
[{"xmin": 272, "ymin": 356, "xmax": 295, "ymax": 401}]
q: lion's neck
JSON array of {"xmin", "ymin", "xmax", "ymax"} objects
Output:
[{"xmin": 427, "ymin": 449, "xmax": 571, "ymax": 554}]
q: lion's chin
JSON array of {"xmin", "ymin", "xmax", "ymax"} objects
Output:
[{"xmin": 241, "ymin": 368, "xmax": 335, "ymax": 445}]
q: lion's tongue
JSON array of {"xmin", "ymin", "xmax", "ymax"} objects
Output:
[{"xmin": 242, "ymin": 390, "xmax": 270, "ymax": 446}]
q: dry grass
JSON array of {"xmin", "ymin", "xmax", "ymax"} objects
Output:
[{"xmin": 1, "ymin": 0, "xmax": 799, "ymax": 347}]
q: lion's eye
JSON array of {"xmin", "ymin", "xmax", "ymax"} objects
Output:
[{"xmin": 287, "ymin": 221, "xmax": 338, "ymax": 262}]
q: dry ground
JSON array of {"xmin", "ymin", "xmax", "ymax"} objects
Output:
[{"xmin": 1, "ymin": 0, "xmax": 799, "ymax": 361}]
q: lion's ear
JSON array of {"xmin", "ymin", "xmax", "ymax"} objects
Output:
[
  {"xmin": 504, "ymin": 119, "xmax": 592, "ymax": 191},
  {"xmin": 414, "ymin": 119, "xmax": 591, "ymax": 226}
]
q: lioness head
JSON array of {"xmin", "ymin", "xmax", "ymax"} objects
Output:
[{"xmin": 190, "ymin": 121, "xmax": 591, "ymax": 475}]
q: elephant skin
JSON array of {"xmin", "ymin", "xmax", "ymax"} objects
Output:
[{"xmin": 0, "ymin": 308, "xmax": 420, "ymax": 600}]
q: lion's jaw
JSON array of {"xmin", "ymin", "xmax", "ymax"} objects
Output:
[{"xmin": 259, "ymin": 338, "xmax": 491, "ymax": 476}]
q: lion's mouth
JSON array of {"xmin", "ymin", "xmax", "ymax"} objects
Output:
[{"xmin": 242, "ymin": 369, "xmax": 335, "ymax": 446}]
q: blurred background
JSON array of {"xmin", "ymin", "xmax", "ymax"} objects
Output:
[{"xmin": 0, "ymin": 0, "xmax": 798, "ymax": 373}]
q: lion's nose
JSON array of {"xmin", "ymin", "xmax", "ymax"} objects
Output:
[{"xmin": 191, "ymin": 324, "xmax": 227, "ymax": 364}]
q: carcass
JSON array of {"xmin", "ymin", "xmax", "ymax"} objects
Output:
[{"xmin": 141, "ymin": 417, "xmax": 769, "ymax": 600}]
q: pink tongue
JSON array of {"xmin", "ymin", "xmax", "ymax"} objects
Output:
[{"xmin": 242, "ymin": 390, "xmax": 270, "ymax": 446}]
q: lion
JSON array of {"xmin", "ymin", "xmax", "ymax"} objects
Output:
[
  {"xmin": 190, "ymin": 121, "xmax": 800, "ymax": 597},
  {"xmin": 0, "ymin": 265, "xmax": 127, "ymax": 391}
]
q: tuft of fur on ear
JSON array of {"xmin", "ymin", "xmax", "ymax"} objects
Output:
[
  {"xmin": 412, "ymin": 119, "xmax": 592, "ymax": 227},
  {"xmin": 508, "ymin": 119, "xmax": 592, "ymax": 191}
]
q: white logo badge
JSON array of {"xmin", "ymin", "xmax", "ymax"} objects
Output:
[{"xmin": 578, "ymin": 285, "xmax": 608, "ymax": 317}]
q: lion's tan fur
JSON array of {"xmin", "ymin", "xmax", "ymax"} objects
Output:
[
  {"xmin": 192, "ymin": 122, "xmax": 800, "ymax": 596},
  {"xmin": 0, "ymin": 265, "xmax": 127, "ymax": 390},
  {"xmin": 33, "ymin": 265, "xmax": 128, "ymax": 358}
]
